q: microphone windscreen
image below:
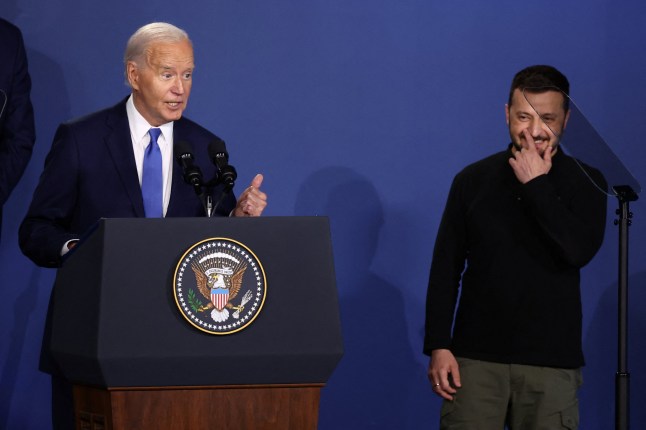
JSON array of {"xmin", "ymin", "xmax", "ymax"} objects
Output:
[
  {"xmin": 208, "ymin": 137, "xmax": 228, "ymax": 160},
  {"xmin": 175, "ymin": 140, "xmax": 193, "ymax": 159}
]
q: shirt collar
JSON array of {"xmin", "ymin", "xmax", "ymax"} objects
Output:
[{"xmin": 126, "ymin": 95, "xmax": 174, "ymax": 144}]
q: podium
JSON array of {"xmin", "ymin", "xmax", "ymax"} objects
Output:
[{"xmin": 49, "ymin": 217, "xmax": 344, "ymax": 430}]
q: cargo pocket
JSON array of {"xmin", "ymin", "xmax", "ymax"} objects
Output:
[{"xmin": 559, "ymin": 403, "xmax": 579, "ymax": 429}]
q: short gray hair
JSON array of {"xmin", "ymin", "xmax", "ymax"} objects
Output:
[{"xmin": 124, "ymin": 22, "xmax": 191, "ymax": 84}]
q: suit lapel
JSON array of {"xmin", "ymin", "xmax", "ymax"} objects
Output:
[{"xmin": 103, "ymin": 98, "xmax": 146, "ymax": 217}]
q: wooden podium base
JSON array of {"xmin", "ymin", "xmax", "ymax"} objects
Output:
[{"xmin": 74, "ymin": 383, "xmax": 323, "ymax": 430}]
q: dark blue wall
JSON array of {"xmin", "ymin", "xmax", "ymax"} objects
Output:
[{"xmin": 1, "ymin": 1, "xmax": 645, "ymax": 429}]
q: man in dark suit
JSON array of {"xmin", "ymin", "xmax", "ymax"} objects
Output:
[
  {"xmin": 20, "ymin": 22, "xmax": 267, "ymax": 268},
  {"xmin": 19, "ymin": 22, "xmax": 267, "ymax": 429},
  {"xmin": 0, "ymin": 18, "xmax": 35, "ymax": 241}
]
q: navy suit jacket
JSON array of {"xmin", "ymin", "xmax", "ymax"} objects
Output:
[
  {"xmin": 19, "ymin": 97, "xmax": 236, "ymax": 267},
  {"xmin": 0, "ymin": 18, "xmax": 36, "ymax": 235}
]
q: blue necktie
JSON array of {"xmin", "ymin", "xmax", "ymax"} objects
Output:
[{"xmin": 142, "ymin": 128, "xmax": 163, "ymax": 217}]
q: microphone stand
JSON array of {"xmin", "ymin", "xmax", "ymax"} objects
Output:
[
  {"xmin": 205, "ymin": 195, "xmax": 213, "ymax": 218},
  {"xmin": 187, "ymin": 177, "xmax": 212, "ymax": 218},
  {"xmin": 612, "ymin": 185, "xmax": 638, "ymax": 430},
  {"xmin": 201, "ymin": 175, "xmax": 234, "ymax": 218},
  {"xmin": 197, "ymin": 183, "xmax": 216, "ymax": 218},
  {"xmin": 209, "ymin": 183, "xmax": 234, "ymax": 216}
]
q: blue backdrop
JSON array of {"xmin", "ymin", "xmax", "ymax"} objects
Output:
[{"xmin": 1, "ymin": 1, "xmax": 645, "ymax": 429}]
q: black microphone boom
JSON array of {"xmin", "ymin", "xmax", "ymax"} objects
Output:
[
  {"xmin": 174, "ymin": 140, "xmax": 204, "ymax": 195},
  {"xmin": 208, "ymin": 138, "xmax": 237, "ymax": 189}
]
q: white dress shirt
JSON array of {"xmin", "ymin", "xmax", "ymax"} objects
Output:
[{"xmin": 126, "ymin": 95, "xmax": 174, "ymax": 216}]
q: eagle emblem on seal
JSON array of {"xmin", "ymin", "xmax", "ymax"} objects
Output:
[{"xmin": 191, "ymin": 261, "xmax": 250, "ymax": 322}]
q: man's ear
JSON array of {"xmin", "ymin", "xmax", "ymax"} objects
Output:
[
  {"xmin": 505, "ymin": 103, "xmax": 510, "ymax": 126},
  {"xmin": 126, "ymin": 61, "xmax": 139, "ymax": 91}
]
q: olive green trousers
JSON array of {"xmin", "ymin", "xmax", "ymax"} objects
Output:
[{"xmin": 440, "ymin": 358, "xmax": 582, "ymax": 430}]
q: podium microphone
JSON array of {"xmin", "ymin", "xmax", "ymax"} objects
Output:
[
  {"xmin": 208, "ymin": 138, "xmax": 237, "ymax": 190},
  {"xmin": 174, "ymin": 140, "xmax": 204, "ymax": 195}
]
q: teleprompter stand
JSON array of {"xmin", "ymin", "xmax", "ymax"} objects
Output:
[{"xmin": 613, "ymin": 186, "xmax": 637, "ymax": 430}]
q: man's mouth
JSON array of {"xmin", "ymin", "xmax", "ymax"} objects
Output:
[{"xmin": 524, "ymin": 136, "xmax": 548, "ymax": 145}]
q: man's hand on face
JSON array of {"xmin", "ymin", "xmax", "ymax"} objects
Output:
[{"xmin": 509, "ymin": 129, "xmax": 554, "ymax": 184}]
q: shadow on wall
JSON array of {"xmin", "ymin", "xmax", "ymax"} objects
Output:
[
  {"xmin": 582, "ymin": 270, "xmax": 646, "ymax": 428},
  {"xmin": 0, "ymin": 267, "xmax": 46, "ymax": 428},
  {"xmin": 295, "ymin": 166, "xmax": 419, "ymax": 429}
]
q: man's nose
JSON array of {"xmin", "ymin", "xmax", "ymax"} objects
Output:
[
  {"xmin": 528, "ymin": 117, "xmax": 544, "ymax": 136},
  {"xmin": 172, "ymin": 77, "xmax": 185, "ymax": 94}
]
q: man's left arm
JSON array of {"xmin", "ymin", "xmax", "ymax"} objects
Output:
[{"xmin": 0, "ymin": 28, "xmax": 35, "ymax": 206}]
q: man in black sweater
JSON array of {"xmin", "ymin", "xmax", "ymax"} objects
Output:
[{"xmin": 424, "ymin": 65, "xmax": 607, "ymax": 429}]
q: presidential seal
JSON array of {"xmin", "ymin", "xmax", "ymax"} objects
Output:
[{"xmin": 173, "ymin": 238, "xmax": 266, "ymax": 335}]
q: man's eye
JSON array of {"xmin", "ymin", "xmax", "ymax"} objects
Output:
[{"xmin": 183, "ymin": 73, "xmax": 192, "ymax": 80}]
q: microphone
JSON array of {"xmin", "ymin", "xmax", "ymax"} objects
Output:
[
  {"xmin": 174, "ymin": 140, "xmax": 203, "ymax": 195},
  {"xmin": 208, "ymin": 138, "xmax": 237, "ymax": 189}
]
